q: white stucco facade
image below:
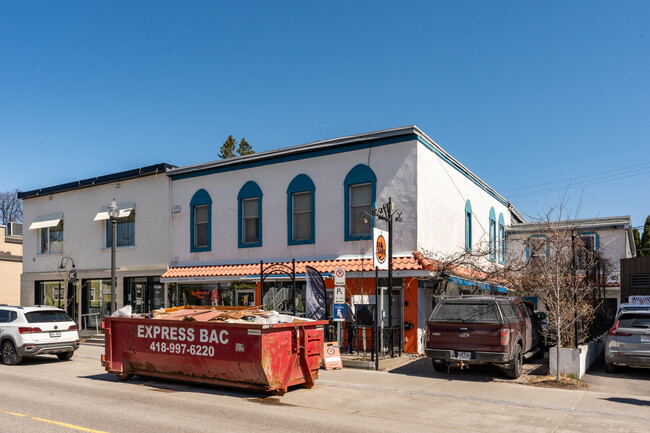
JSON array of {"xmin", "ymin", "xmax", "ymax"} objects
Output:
[
  {"xmin": 19, "ymin": 164, "xmax": 173, "ymax": 313},
  {"xmin": 167, "ymin": 127, "xmax": 521, "ymax": 267}
]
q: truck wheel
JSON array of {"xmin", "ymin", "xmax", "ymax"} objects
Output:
[
  {"xmin": 2, "ymin": 341, "xmax": 22, "ymax": 365},
  {"xmin": 432, "ymin": 360, "xmax": 448, "ymax": 373},
  {"xmin": 57, "ymin": 351, "xmax": 74, "ymax": 361},
  {"xmin": 604, "ymin": 360, "xmax": 617, "ymax": 374},
  {"xmin": 505, "ymin": 344, "xmax": 522, "ymax": 379}
]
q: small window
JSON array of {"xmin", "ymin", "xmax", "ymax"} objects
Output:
[
  {"xmin": 190, "ymin": 189, "xmax": 212, "ymax": 252},
  {"xmin": 500, "ymin": 302, "xmax": 522, "ymax": 321},
  {"xmin": 527, "ymin": 235, "xmax": 548, "ymax": 266},
  {"xmin": 238, "ymin": 181, "xmax": 263, "ymax": 248},
  {"xmin": 349, "ymin": 183, "xmax": 371, "ymax": 236},
  {"xmin": 344, "ymin": 164, "xmax": 376, "ymax": 241},
  {"xmin": 39, "ymin": 221, "xmax": 64, "ymax": 254},
  {"xmin": 287, "ymin": 174, "xmax": 315, "ymax": 245},
  {"xmin": 429, "ymin": 302, "xmax": 500, "ymax": 323},
  {"xmin": 194, "ymin": 205, "xmax": 209, "ymax": 248},
  {"xmin": 242, "ymin": 198, "xmax": 259, "ymax": 244},
  {"xmin": 0, "ymin": 310, "xmax": 17, "ymax": 323},
  {"xmin": 106, "ymin": 211, "xmax": 136, "ymax": 248},
  {"xmin": 292, "ymin": 191, "xmax": 312, "ymax": 241},
  {"xmin": 489, "ymin": 207, "xmax": 496, "ymax": 262},
  {"xmin": 465, "ymin": 200, "xmax": 472, "ymax": 252}
]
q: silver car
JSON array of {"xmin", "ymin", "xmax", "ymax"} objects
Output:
[{"xmin": 604, "ymin": 308, "xmax": 650, "ymax": 373}]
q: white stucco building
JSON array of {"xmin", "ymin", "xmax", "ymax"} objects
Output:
[
  {"xmin": 162, "ymin": 126, "xmax": 525, "ymax": 354},
  {"xmin": 18, "ymin": 164, "xmax": 174, "ymax": 328}
]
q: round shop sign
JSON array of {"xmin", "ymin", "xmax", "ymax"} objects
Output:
[{"xmin": 376, "ymin": 234, "xmax": 387, "ymax": 264}]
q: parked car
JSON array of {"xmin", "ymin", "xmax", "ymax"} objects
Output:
[
  {"xmin": 604, "ymin": 307, "xmax": 650, "ymax": 373},
  {"xmin": 425, "ymin": 296, "xmax": 544, "ymax": 379},
  {"xmin": 0, "ymin": 305, "xmax": 80, "ymax": 365}
]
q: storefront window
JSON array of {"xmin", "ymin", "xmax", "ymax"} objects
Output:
[
  {"xmin": 87, "ymin": 279, "xmax": 112, "ymax": 328},
  {"xmin": 38, "ymin": 281, "xmax": 65, "ymax": 308}
]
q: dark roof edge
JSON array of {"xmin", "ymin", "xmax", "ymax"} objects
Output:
[
  {"xmin": 167, "ymin": 125, "xmax": 418, "ymax": 177},
  {"xmin": 17, "ymin": 163, "xmax": 176, "ymax": 200}
]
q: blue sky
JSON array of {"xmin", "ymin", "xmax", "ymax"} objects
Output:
[{"xmin": 1, "ymin": 1, "xmax": 648, "ymax": 229}]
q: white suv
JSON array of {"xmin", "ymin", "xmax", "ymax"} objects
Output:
[{"xmin": 0, "ymin": 305, "xmax": 80, "ymax": 365}]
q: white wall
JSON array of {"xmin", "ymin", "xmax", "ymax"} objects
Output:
[
  {"xmin": 416, "ymin": 144, "xmax": 512, "ymax": 256},
  {"xmin": 170, "ymin": 139, "xmax": 420, "ymax": 264},
  {"xmin": 22, "ymin": 173, "xmax": 170, "ymax": 275}
]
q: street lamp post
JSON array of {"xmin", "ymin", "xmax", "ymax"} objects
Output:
[
  {"xmin": 108, "ymin": 199, "xmax": 119, "ymax": 315},
  {"xmin": 58, "ymin": 256, "xmax": 78, "ymax": 325},
  {"xmin": 362, "ymin": 197, "xmax": 402, "ymax": 354}
]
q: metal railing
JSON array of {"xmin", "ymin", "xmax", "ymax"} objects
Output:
[{"xmin": 80, "ymin": 312, "xmax": 102, "ymax": 336}]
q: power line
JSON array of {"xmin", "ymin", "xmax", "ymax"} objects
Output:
[
  {"xmin": 507, "ymin": 167, "xmax": 650, "ymax": 199},
  {"xmin": 502, "ymin": 161, "xmax": 650, "ymax": 195}
]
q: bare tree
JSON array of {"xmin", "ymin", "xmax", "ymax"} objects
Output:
[
  {"xmin": 421, "ymin": 205, "xmax": 610, "ymax": 381},
  {"xmin": 0, "ymin": 189, "xmax": 22, "ymax": 225}
]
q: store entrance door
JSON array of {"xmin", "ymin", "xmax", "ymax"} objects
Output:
[{"xmin": 125, "ymin": 277, "xmax": 165, "ymax": 314}]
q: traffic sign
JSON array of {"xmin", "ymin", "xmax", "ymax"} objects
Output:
[
  {"xmin": 333, "ymin": 303, "xmax": 345, "ymax": 321},
  {"xmin": 333, "ymin": 286, "xmax": 345, "ymax": 304},
  {"xmin": 334, "ymin": 268, "xmax": 346, "ymax": 285}
]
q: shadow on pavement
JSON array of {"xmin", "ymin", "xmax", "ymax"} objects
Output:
[
  {"xmin": 586, "ymin": 354, "xmax": 650, "ymax": 381},
  {"xmin": 388, "ymin": 353, "xmax": 549, "ymax": 384},
  {"xmin": 79, "ymin": 373, "xmax": 273, "ymax": 398},
  {"xmin": 602, "ymin": 397, "xmax": 650, "ymax": 407}
]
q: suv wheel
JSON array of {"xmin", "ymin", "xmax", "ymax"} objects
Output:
[
  {"xmin": 505, "ymin": 344, "xmax": 522, "ymax": 379},
  {"xmin": 605, "ymin": 359, "xmax": 617, "ymax": 374},
  {"xmin": 57, "ymin": 351, "xmax": 74, "ymax": 361},
  {"xmin": 2, "ymin": 341, "xmax": 23, "ymax": 365}
]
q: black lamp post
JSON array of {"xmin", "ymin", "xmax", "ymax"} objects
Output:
[
  {"xmin": 362, "ymin": 197, "xmax": 402, "ymax": 351},
  {"xmin": 58, "ymin": 256, "xmax": 78, "ymax": 322},
  {"xmin": 108, "ymin": 199, "xmax": 119, "ymax": 315}
]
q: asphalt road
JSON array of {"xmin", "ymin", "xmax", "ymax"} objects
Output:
[{"xmin": 0, "ymin": 344, "xmax": 648, "ymax": 433}]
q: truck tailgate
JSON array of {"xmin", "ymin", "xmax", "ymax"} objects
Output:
[{"xmin": 428, "ymin": 322, "xmax": 507, "ymax": 352}]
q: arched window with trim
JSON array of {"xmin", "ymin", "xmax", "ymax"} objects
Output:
[
  {"xmin": 489, "ymin": 207, "xmax": 496, "ymax": 262},
  {"xmin": 238, "ymin": 181, "xmax": 262, "ymax": 248},
  {"xmin": 287, "ymin": 174, "xmax": 315, "ymax": 245},
  {"xmin": 190, "ymin": 189, "xmax": 211, "ymax": 252},
  {"xmin": 344, "ymin": 164, "xmax": 376, "ymax": 241},
  {"xmin": 526, "ymin": 234, "xmax": 549, "ymax": 266},
  {"xmin": 465, "ymin": 200, "xmax": 472, "ymax": 252},
  {"xmin": 498, "ymin": 213, "xmax": 505, "ymax": 264}
]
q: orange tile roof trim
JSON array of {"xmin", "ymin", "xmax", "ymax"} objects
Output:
[{"xmin": 161, "ymin": 253, "xmax": 430, "ymax": 279}]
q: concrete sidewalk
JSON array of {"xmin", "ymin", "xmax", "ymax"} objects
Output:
[{"xmin": 316, "ymin": 364, "xmax": 650, "ymax": 424}]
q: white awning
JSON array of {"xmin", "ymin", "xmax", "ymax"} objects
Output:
[
  {"xmin": 93, "ymin": 202, "xmax": 135, "ymax": 221},
  {"xmin": 29, "ymin": 213, "xmax": 63, "ymax": 230}
]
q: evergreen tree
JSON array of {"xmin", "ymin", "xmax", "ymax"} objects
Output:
[
  {"xmin": 218, "ymin": 135, "xmax": 237, "ymax": 159},
  {"xmin": 640, "ymin": 215, "xmax": 650, "ymax": 257},
  {"xmin": 236, "ymin": 137, "xmax": 255, "ymax": 156}
]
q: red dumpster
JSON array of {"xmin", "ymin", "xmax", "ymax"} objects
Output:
[{"xmin": 101, "ymin": 315, "xmax": 328, "ymax": 394}]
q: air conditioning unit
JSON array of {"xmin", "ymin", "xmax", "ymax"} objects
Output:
[{"xmin": 7, "ymin": 222, "xmax": 23, "ymax": 237}]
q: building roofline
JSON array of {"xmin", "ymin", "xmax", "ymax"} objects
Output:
[
  {"xmin": 17, "ymin": 163, "xmax": 176, "ymax": 200},
  {"xmin": 167, "ymin": 125, "xmax": 525, "ymax": 219},
  {"xmin": 507, "ymin": 216, "xmax": 632, "ymax": 233}
]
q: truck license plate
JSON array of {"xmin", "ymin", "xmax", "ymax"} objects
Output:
[
  {"xmin": 456, "ymin": 351, "xmax": 471, "ymax": 360},
  {"xmin": 50, "ymin": 331, "xmax": 61, "ymax": 338}
]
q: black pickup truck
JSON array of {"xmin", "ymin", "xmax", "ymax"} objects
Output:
[{"xmin": 425, "ymin": 296, "xmax": 544, "ymax": 379}]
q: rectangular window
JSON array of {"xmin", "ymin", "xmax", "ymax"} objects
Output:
[
  {"xmin": 292, "ymin": 192, "xmax": 311, "ymax": 241},
  {"xmin": 242, "ymin": 198, "xmax": 259, "ymax": 244},
  {"xmin": 39, "ymin": 221, "xmax": 64, "ymax": 254},
  {"xmin": 350, "ymin": 183, "xmax": 371, "ymax": 236},
  {"xmin": 106, "ymin": 212, "xmax": 136, "ymax": 248},
  {"xmin": 498, "ymin": 224, "xmax": 505, "ymax": 262},
  {"xmin": 489, "ymin": 219, "xmax": 496, "ymax": 259},
  {"xmin": 465, "ymin": 211, "xmax": 472, "ymax": 251},
  {"xmin": 194, "ymin": 205, "xmax": 209, "ymax": 248},
  {"xmin": 528, "ymin": 237, "xmax": 547, "ymax": 266},
  {"xmin": 38, "ymin": 281, "xmax": 66, "ymax": 308}
]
